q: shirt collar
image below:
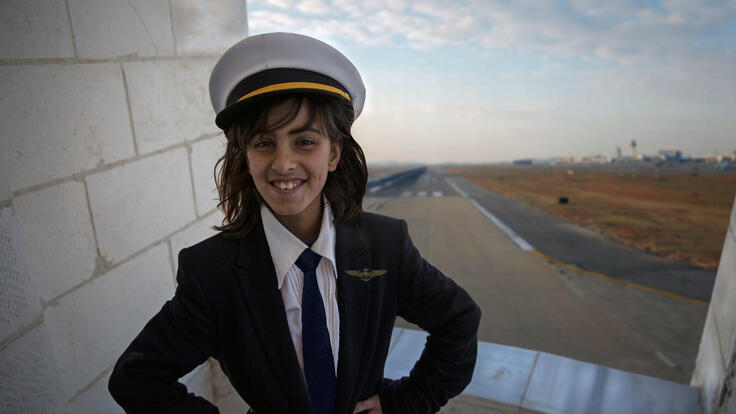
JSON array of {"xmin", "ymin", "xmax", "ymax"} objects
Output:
[{"xmin": 260, "ymin": 201, "xmax": 337, "ymax": 289}]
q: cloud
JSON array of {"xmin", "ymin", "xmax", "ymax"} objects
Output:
[
  {"xmin": 249, "ymin": 0, "xmax": 736, "ymax": 62},
  {"xmin": 296, "ymin": 0, "xmax": 330, "ymax": 15},
  {"xmin": 248, "ymin": 0, "xmax": 736, "ymax": 115}
]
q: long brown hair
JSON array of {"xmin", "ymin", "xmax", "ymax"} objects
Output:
[{"xmin": 213, "ymin": 93, "xmax": 368, "ymax": 238}]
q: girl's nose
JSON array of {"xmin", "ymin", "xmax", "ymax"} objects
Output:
[{"xmin": 271, "ymin": 145, "xmax": 297, "ymax": 173}]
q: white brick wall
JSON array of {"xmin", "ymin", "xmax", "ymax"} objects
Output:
[
  {"xmin": 43, "ymin": 243, "xmax": 175, "ymax": 398},
  {"xmin": 0, "ymin": 0, "xmax": 75, "ymax": 59},
  {"xmin": 170, "ymin": 209, "xmax": 224, "ymax": 267},
  {"xmin": 13, "ymin": 181, "xmax": 97, "ymax": 303},
  {"xmin": 171, "ymin": 0, "xmax": 248, "ymax": 55},
  {"xmin": 0, "ymin": 207, "xmax": 41, "ymax": 342},
  {"xmin": 182, "ymin": 361, "xmax": 215, "ymax": 402},
  {"xmin": 124, "ymin": 59, "xmax": 219, "ymax": 155},
  {"xmin": 87, "ymin": 148, "xmax": 196, "ymax": 264},
  {"xmin": 69, "ymin": 369, "xmax": 124, "ymax": 414},
  {"xmin": 0, "ymin": 158, "xmax": 10, "ymax": 202},
  {"xmin": 692, "ymin": 309, "xmax": 726, "ymax": 414},
  {"xmin": 692, "ymin": 196, "xmax": 736, "ymax": 413},
  {"xmin": 67, "ymin": 0, "xmax": 174, "ymax": 59},
  {"xmin": 1, "ymin": 2, "xmax": 245, "ymax": 410},
  {"xmin": 0, "ymin": 323, "xmax": 67, "ymax": 414},
  {"xmin": 0, "ymin": 64, "xmax": 135, "ymax": 191},
  {"xmin": 191, "ymin": 136, "xmax": 227, "ymax": 215},
  {"xmin": 712, "ymin": 228, "xmax": 736, "ymax": 365}
]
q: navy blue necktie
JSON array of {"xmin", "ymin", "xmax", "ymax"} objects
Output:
[{"xmin": 295, "ymin": 248, "xmax": 336, "ymax": 414}]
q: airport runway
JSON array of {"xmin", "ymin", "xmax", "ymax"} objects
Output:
[
  {"xmin": 364, "ymin": 168, "xmax": 707, "ymax": 384},
  {"xmin": 446, "ymin": 175, "xmax": 717, "ymax": 303}
]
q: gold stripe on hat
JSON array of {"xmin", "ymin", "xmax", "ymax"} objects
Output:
[{"xmin": 236, "ymin": 82, "xmax": 351, "ymax": 103}]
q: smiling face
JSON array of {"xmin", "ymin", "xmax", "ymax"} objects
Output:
[{"xmin": 246, "ymin": 98, "xmax": 341, "ymax": 239}]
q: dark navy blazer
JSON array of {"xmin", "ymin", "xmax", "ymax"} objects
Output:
[{"xmin": 109, "ymin": 212, "xmax": 481, "ymax": 413}]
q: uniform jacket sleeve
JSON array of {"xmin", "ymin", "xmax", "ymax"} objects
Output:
[
  {"xmin": 108, "ymin": 248, "xmax": 220, "ymax": 414},
  {"xmin": 378, "ymin": 219, "xmax": 481, "ymax": 413}
]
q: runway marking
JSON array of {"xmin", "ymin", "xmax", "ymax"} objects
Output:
[
  {"xmin": 432, "ymin": 191, "xmax": 443, "ymax": 197},
  {"xmin": 416, "ymin": 191, "xmax": 427, "ymax": 197},
  {"xmin": 401, "ymin": 191, "xmax": 412, "ymax": 197},
  {"xmin": 530, "ymin": 250, "xmax": 708, "ymax": 307},
  {"xmin": 655, "ymin": 351, "xmax": 680, "ymax": 368},
  {"xmin": 445, "ymin": 178, "xmax": 534, "ymax": 251}
]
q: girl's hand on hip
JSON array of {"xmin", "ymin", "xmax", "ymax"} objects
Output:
[{"xmin": 353, "ymin": 394, "xmax": 382, "ymax": 414}]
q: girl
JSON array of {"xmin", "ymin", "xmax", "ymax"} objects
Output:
[{"xmin": 109, "ymin": 32, "xmax": 480, "ymax": 414}]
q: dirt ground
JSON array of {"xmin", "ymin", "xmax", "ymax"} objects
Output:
[{"xmin": 444, "ymin": 164, "xmax": 736, "ymax": 271}]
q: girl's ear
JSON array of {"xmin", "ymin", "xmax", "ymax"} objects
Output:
[{"xmin": 328, "ymin": 142, "xmax": 341, "ymax": 172}]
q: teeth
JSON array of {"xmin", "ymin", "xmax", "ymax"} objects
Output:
[{"xmin": 275, "ymin": 181, "xmax": 300, "ymax": 190}]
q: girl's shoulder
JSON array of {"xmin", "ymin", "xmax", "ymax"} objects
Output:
[
  {"xmin": 347, "ymin": 211, "xmax": 409, "ymax": 239},
  {"xmin": 178, "ymin": 232, "xmax": 239, "ymax": 268}
]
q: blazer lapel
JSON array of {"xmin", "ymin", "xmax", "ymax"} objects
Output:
[
  {"xmin": 234, "ymin": 221, "xmax": 312, "ymax": 413},
  {"xmin": 333, "ymin": 218, "xmax": 372, "ymax": 414}
]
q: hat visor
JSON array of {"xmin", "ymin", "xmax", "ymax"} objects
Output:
[{"xmin": 215, "ymin": 88, "xmax": 349, "ymax": 130}]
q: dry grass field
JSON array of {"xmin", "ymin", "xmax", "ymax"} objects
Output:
[{"xmin": 444, "ymin": 164, "xmax": 736, "ymax": 271}]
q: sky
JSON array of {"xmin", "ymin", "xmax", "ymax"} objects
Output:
[{"xmin": 247, "ymin": 0, "xmax": 736, "ymax": 164}]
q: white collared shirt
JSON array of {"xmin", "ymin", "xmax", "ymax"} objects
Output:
[{"xmin": 260, "ymin": 202, "xmax": 340, "ymax": 373}]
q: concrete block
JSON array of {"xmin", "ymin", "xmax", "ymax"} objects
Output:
[
  {"xmin": 0, "ymin": 207, "xmax": 42, "ymax": 342},
  {"xmin": 191, "ymin": 136, "xmax": 226, "ymax": 215},
  {"xmin": 87, "ymin": 148, "xmax": 196, "ymax": 264},
  {"xmin": 0, "ymin": 157, "xmax": 9, "ymax": 202},
  {"xmin": 69, "ymin": 369, "xmax": 124, "ymax": 414},
  {"xmin": 67, "ymin": 0, "xmax": 174, "ymax": 59},
  {"xmin": 523, "ymin": 352, "xmax": 698, "ymax": 414},
  {"xmin": 712, "ymin": 227, "xmax": 736, "ymax": 367},
  {"xmin": 0, "ymin": 64, "xmax": 135, "ymax": 191},
  {"xmin": 730, "ymin": 195, "xmax": 736, "ymax": 233},
  {"xmin": 171, "ymin": 0, "xmax": 247, "ymax": 56},
  {"xmin": 212, "ymin": 359, "xmax": 249, "ymax": 412},
  {"xmin": 216, "ymin": 389, "xmax": 250, "ymax": 414},
  {"xmin": 0, "ymin": 0, "xmax": 75, "ymax": 59},
  {"xmin": 123, "ymin": 59, "xmax": 218, "ymax": 155},
  {"xmin": 43, "ymin": 243, "xmax": 174, "ymax": 398},
  {"xmin": 0, "ymin": 323, "xmax": 67, "ymax": 414},
  {"xmin": 182, "ymin": 360, "xmax": 214, "ymax": 402},
  {"xmin": 170, "ymin": 210, "xmax": 223, "ymax": 268},
  {"xmin": 13, "ymin": 181, "xmax": 97, "ymax": 303},
  {"xmin": 180, "ymin": 360, "xmax": 206, "ymax": 385},
  {"xmin": 691, "ymin": 308, "xmax": 726, "ymax": 414}
]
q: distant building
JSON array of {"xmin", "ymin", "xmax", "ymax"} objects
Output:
[
  {"xmin": 612, "ymin": 155, "xmax": 638, "ymax": 164},
  {"xmin": 658, "ymin": 150, "xmax": 683, "ymax": 162},
  {"xmin": 581, "ymin": 154, "xmax": 611, "ymax": 164}
]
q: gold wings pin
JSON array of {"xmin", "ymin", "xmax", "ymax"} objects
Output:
[{"xmin": 345, "ymin": 268, "xmax": 387, "ymax": 282}]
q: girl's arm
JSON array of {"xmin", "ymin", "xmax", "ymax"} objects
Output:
[
  {"xmin": 108, "ymin": 248, "xmax": 220, "ymax": 413},
  {"xmin": 380, "ymin": 219, "xmax": 481, "ymax": 413}
]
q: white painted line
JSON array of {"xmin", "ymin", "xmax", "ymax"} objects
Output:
[
  {"xmin": 401, "ymin": 191, "xmax": 412, "ymax": 197},
  {"xmin": 655, "ymin": 351, "xmax": 680, "ymax": 368},
  {"xmin": 445, "ymin": 178, "xmax": 535, "ymax": 251},
  {"xmin": 416, "ymin": 191, "xmax": 427, "ymax": 197},
  {"xmin": 432, "ymin": 191, "xmax": 443, "ymax": 197},
  {"xmin": 368, "ymin": 185, "xmax": 382, "ymax": 193}
]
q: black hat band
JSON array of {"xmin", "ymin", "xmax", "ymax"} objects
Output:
[{"xmin": 226, "ymin": 68, "xmax": 351, "ymax": 107}]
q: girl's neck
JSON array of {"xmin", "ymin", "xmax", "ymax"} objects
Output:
[
  {"xmin": 273, "ymin": 202, "xmax": 323, "ymax": 246},
  {"xmin": 279, "ymin": 214, "xmax": 321, "ymax": 245}
]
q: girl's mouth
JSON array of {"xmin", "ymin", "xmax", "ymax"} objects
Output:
[{"xmin": 271, "ymin": 179, "xmax": 305, "ymax": 192}]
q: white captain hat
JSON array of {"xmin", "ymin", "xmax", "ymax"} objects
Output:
[{"xmin": 209, "ymin": 32, "xmax": 366, "ymax": 130}]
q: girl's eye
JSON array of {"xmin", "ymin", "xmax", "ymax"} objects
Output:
[
  {"xmin": 253, "ymin": 139, "xmax": 273, "ymax": 148},
  {"xmin": 297, "ymin": 138, "xmax": 316, "ymax": 146}
]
